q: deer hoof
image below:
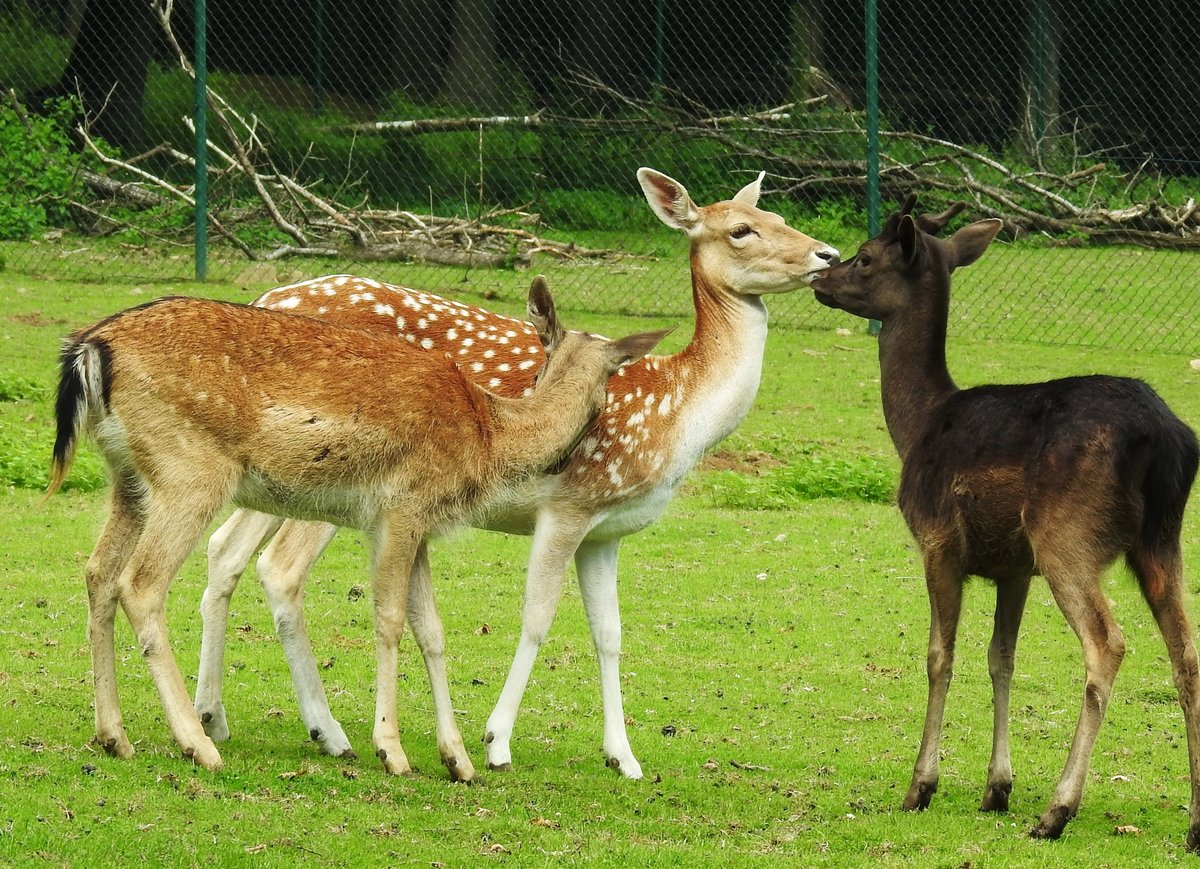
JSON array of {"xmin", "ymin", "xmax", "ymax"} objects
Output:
[
  {"xmin": 980, "ymin": 783, "xmax": 1011, "ymax": 813},
  {"xmin": 902, "ymin": 780, "xmax": 936, "ymax": 811},
  {"xmin": 1030, "ymin": 805, "xmax": 1073, "ymax": 840}
]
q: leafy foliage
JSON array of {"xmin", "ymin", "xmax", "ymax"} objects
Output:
[{"xmin": 0, "ymin": 98, "xmax": 81, "ymax": 241}]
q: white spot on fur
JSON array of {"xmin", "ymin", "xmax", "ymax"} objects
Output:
[
  {"xmin": 519, "ymin": 359, "xmax": 536, "ymax": 370},
  {"xmin": 658, "ymin": 394, "xmax": 672, "ymax": 415},
  {"xmin": 420, "ymin": 338, "xmax": 434, "ymax": 350},
  {"xmin": 374, "ymin": 303, "xmax": 395, "ymax": 317},
  {"xmin": 272, "ymin": 296, "xmax": 301, "ymax": 310}
]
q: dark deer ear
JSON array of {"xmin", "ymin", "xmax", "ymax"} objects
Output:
[
  {"xmin": 916, "ymin": 202, "xmax": 966, "ymax": 235},
  {"xmin": 527, "ymin": 275, "xmax": 564, "ymax": 355},
  {"xmin": 882, "ymin": 193, "xmax": 919, "ymax": 239},
  {"xmin": 897, "ymin": 214, "xmax": 921, "ymax": 265},
  {"xmin": 946, "ymin": 219, "xmax": 1003, "ymax": 270}
]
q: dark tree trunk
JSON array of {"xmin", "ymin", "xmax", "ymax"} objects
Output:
[
  {"xmin": 29, "ymin": 0, "xmax": 158, "ymax": 151},
  {"xmin": 439, "ymin": 0, "xmax": 500, "ymax": 109}
]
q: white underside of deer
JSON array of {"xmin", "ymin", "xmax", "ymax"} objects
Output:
[{"xmin": 196, "ymin": 169, "xmax": 839, "ymax": 778}]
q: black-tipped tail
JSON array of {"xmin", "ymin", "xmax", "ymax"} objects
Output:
[{"xmin": 46, "ymin": 340, "xmax": 96, "ymax": 498}]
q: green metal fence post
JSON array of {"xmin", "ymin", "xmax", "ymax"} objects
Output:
[
  {"xmin": 865, "ymin": 0, "xmax": 880, "ymax": 334},
  {"xmin": 1032, "ymin": 0, "xmax": 1047, "ymax": 164},
  {"xmin": 193, "ymin": 0, "xmax": 208, "ymax": 281}
]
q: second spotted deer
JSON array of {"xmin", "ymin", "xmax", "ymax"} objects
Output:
[{"xmin": 196, "ymin": 168, "xmax": 840, "ymax": 778}]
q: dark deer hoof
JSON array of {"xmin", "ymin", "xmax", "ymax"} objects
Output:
[
  {"xmin": 606, "ymin": 756, "xmax": 621, "ymax": 771},
  {"xmin": 902, "ymin": 781, "xmax": 936, "ymax": 811},
  {"xmin": 1030, "ymin": 805, "xmax": 1073, "ymax": 840},
  {"xmin": 980, "ymin": 783, "xmax": 1011, "ymax": 813},
  {"xmin": 1186, "ymin": 825, "xmax": 1200, "ymax": 853},
  {"xmin": 339, "ymin": 749, "xmax": 357, "ymax": 761},
  {"xmin": 486, "ymin": 761, "xmax": 513, "ymax": 772}
]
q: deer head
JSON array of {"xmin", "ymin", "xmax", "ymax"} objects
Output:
[
  {"xmin": 812, "ymin": 197, "xmax": 1002, "ymax": 322},
  {"xmin": 637, "ymin": 168, "xmax": 840, "ymax": 297}
]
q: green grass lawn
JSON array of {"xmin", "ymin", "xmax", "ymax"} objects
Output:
[{"xmin": 3, "ymin": 263, "xmax": 1200, "ymax": 866}]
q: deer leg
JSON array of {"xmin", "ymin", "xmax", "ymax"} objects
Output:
[
  {"xmin": 85, "ymin": 481, "xmax": 144, "ymax": 760},
  {"xmin": 980, "ymin": 573, "xmax": 1032, "ymax": 812},
  {"xmin": 257, "ymin": 519, "xmax": 352, "ymax": 758},
  {"xmin": 406, "ymin": 541, "xmax": 475, "ymax": 782},
  {"xmin": 370, "ymin": 514, "xmax": 418, "ymax": 776},
  {"xmin": 484, "ymin": 508, "xmax": 583, "ymax": 772},
  {"xmin": 195, "ymin": 509, "xmax": 283, "ymax": 743},
  {"xmin": 119, "ymin": 489, "xmax": 231, "ymax": 770},
  {"xmin": 575, "ymin": 538, "xmax": 641, "ymax": 779},
  {"xmin": 1128, "ymin": 544, "xmax": 1200, "ymax": 851},
  {"xmin": 1031, "ymin": 563, "xmax": 1125, "ymax": 841},
  {"xmin": 905, "ymin": 549, "xmax": 965, "ymax": 811}
]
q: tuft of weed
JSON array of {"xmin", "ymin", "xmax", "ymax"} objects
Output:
[
  {"xmin": 700, "ymin": 448, "xmax": 895, "ymax": 509},
  {"xmin": 0, "ymin": 370, "xmax": 45, "ymax": 402},
  {"xmin": 0, "ymin": 421, "xmax": 105, "ymax": 492}
]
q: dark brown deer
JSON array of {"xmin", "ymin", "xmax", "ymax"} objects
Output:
[
  {"xmin": 812, "ymin": 197, "xmax": 1200, "ymax": 848},
  {"xmin": 48, "ymin": 278, "xmax": 665, "ymax": 775}
]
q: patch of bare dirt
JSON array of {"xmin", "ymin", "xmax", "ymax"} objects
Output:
[
  {"xmin": 7, "ymin": 311, "xmax": 65, "ymax": 327},
  {"xmin": 700, "ymin": 449, "xmax": 783, "ymax": 476}
]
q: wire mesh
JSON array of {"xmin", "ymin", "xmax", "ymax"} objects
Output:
[{"xmin": 0, "ymin": 1, "xmax": 1196, "ymax": 352}]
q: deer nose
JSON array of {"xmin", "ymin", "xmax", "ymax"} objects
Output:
[{"xmin": 817, "ymin": 249, "xmax": 841, "ymax": 265}]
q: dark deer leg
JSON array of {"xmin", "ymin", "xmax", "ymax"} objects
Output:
[
  {"xmin": 1032, "ymin": 562, "xmax": 1125, "ymax": 840},
  {"xmin": 980, "ymin": 573, "xmax": 1032, "ymax": 812},
  {"xmin": 1129, "ymin": 546, "xmax": 1200, "ymax": 851},
  {"xmin": 905, "ymin": 550, "xmax": 965, "ymax": 811}
]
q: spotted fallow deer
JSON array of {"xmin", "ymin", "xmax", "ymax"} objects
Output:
[
  {"xmin": 195, "ymin": 168, "xmax": 840, "ymax": 778},
  {"xmin": 812, "ymin": 196, "xmax": 1200, "ymax": 848},
  {"xmin": 49, "ymin": 279, "xmax": 665, "ymax": 775}
]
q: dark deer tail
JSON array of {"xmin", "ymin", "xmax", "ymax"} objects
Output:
[
  {"xmin": 46, "ymin": 338, "xmax": 108, "ymax": 499},
  {"xmin": 1129, "ymin": 415, "xmax": 1199, "ymax": 600}
]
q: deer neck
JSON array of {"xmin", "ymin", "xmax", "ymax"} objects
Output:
[
  {"xmin": 877, "ymin": 277, "xmax": 958, "ymax": 463},
  {"xmin": 485, "ymin": 361, "xmax": 605, "ymax": 482},
  {"xmin": 667, "ymin": 261, "xmax": 770, "ymax": 454}
]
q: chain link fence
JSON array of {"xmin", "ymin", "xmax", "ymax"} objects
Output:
[{"xmin": 0, "ymin": 1, "xmax": 1197, "ymax": 351}]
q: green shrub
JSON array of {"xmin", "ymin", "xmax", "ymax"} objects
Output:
[
  {"xmin": 0, "ymin": 97, "xmax": 81, "ymax": 240},
  {"xmin": 0, "ymin": 9, "xmax": 68, "ymax": 92},
  {"xmin": 0, "ymin": 371, "xmax": 44, "ymax": 402},
  {"xmin": 539, "ymin": 189, "xmax": 660, "ymax": 232}
]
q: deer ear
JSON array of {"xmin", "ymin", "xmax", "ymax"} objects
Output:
[
  {"xmin": 638, "ymin": 168, "xmax": 700, "ymax": 232},
  {"xmin": 946, "ymin": 218, "xmax": 1003, "ymax": 270},
  {"xmin": 526, "ymin": 275, "xmax": 564, "ymax": 355},
  {"xmin": 608, "ymin": 326, "xmax": 674, "ymax": 371},
  {"xmin": 897, "ymin": 214, "xmax": 921, "ymax": 265},
  {"xmin": 882, "ymin": 193, "xmax": 919, "ymax": 239},
  {"xmin": 731, "ymin": 171, "xmax": 765, "ymax": 207}
]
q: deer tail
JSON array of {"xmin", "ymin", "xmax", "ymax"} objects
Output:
[{"xmin": 46, "ymin": 338, "xmax": 108, "ymax": 500}]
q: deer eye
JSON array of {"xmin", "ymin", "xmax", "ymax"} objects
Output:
[
  {"xmin": 730, "ymin": 225, "xmax": 755, "ymax": 240},
  {"xmin": 856, "ymin": 253, "xmax": 872, "ymax": 267}
]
